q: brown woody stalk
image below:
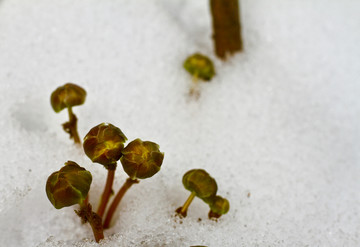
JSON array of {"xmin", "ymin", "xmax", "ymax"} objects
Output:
[{"xmin": 210, "ymin": 0, "xmax": 243, "ymax": 59}]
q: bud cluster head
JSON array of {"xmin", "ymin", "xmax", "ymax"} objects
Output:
[
  {"xmin": 51, "ymin": 83, "xmax": 86, "ymax": 113},
  {"xmin": 183, "ymin": 53, "xmax": 215, "ymax": 81},
  {"xmin": 182, "ymin": 169, "xmax": 217, "ymax": 201},
  {"xmin": 208, "ymin": 195, "xmax": 230, "ymax": 219},
  {"xmin": 120, "ymin": 138, "xmax": 164, "ymax": 179},
  {"xmin": 83, "ymin": 123, "xmax": 127, "ymax": 169},
  {"xmin": 46, "ymin": 161, "xmax": 92, "ymax": 209}
]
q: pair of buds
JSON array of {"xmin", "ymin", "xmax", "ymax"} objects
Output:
[{"xmin": 176, "ymin": 169, "xmax": 229, "ymax": 219}]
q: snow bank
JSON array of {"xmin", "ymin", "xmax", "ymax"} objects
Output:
[{"xmin": 0, "ymin": 0, "xmax": 359, "ymax": 246}]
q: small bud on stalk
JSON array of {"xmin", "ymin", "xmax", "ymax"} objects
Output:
[
  {"xmin": 208, "ymin": 195, "xmax": 230, "ymax": 219},
  {"xmin": 46, "ymin": 161, "xmax": 92, "ymax": 209},
  {"xmin": 83, "ymin": 123, "xmax": 127, "ymax": 217},
  {"xmin": 50, "ymin": 83, "xmax": 86, "ymax": 144},
  {"xmin": 45, "ymin": 161, "xmax": 103, "ymax": 243},
  {"xmin": 83, "ymin": 123, "xmax": 127, "ymax": 170},
  {"xmin": 120, "ymin": 138, "xmax": 164, "ymax": 179},
  {"xmin": 176, "ymin": 169, "xmax": 217, "ymax": 218},
  {"xmin": 183, "ymin": 53, "xmax": 215, "ymax": 81},
  {"xmin": 103, "ymin": 139, "xmax": 164, "ymax": 229}
]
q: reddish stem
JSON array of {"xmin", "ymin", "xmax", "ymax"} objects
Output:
[
  {"xmin": 97, "ymin": 169, "xmax": 115, "ymax": 218},
  {"xmin": 103, "ymin": 177, "xmax": 139, "ymax": 229},
  {"xmin": 62, "ymin": 107, "xmax": 81, "ymax": 144},
  {"xmin": 76, "ymin": 203, "xmax": 104, "ymax": 243}
]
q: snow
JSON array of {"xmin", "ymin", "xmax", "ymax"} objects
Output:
[{"xmin": 0, "ymin": 0, "xmax": 359, "ymax": 246}]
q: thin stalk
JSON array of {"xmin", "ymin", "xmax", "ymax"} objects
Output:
[
  {"xmin": 189, "ymin": 74, "xmax": 200, "ymax": 98},
  {"xmin": 103, "ymin": 177, "xmax": 139, "ymax": 229},
  {"xmin": 76, "ymin": 202, "xmax": 104, "ymax": 243},
  {"xmin": 97, "ymin": 168, "xmax": 115, "ymax": 218},
  {"xmin": 63, "ymin": 107, "xmax": 81, "ymax": 144},
  {"xmin": 179, "ymin": 191, "xmax": 196, "ymax": 216}
]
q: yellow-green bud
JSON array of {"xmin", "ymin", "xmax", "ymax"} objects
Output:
[
  {"xmin": 183, "ymin": 53, "xmax": 215, "ymax": 81},
  {"xmin": 208, "ymin": 195, "xmax": 230, "ymax": 219},
  {"xmin": 182, "ymin": 169, "xmax": 217, "ymax": 201},
  {"xmin": 120, "ymin": 138, "xmax": 164, "ymax": 179},
  {"xmin": 50, "ymin": 83, "xmax": 86, "ymax": 113},
  {"xmin": 46, "ymin": 161, "xmax": 92, "ymax": 209},
  {"xmin": 83, "ymin": 123, "xmax": 127, "ymax": 169}
]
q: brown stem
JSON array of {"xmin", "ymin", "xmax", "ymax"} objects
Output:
[
  {"xmin": 210, "ymin": 0, "xmax": 243, "ymax": 59},
  {"xmin": 97, "ymin": 168, "xmax": 115, "ymax": 218},
  {"xmin": 62, "ymin": 107, "xmax": 81, "ymax": 144},
  {"xmin": 103, "ymin": 177, "xmax": 139, "ymax": 229},
  {"xmin": 76, "ymin": 203, "xmax": 104, "ymax": 243}
]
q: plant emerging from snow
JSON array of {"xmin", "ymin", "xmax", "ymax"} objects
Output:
[
  {"xmin": 50, "ymin": 83, "xmax": 86, "ymax": 144},
  {"xmin": 183, "ymin": 53, "xmax": 215, "ymax": 98},
  {"xmin": 46, "ymin": 121, "xmax": 164, "ymax": 242},
  {"xmin": 176, "ymin": 169, "xmax": 229, "ymax": 219},
  {"xmin": 46, "ymin": 161, "xmax": 104, "ymax": 242}
]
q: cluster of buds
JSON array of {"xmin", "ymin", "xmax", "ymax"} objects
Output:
[
  {"xmin": 82, "ymin": 123, "xmax": 164, "ymax": 228},
  {"xmin": 176, "ymin": 169, "xmax": 229, "ymax": 219},
  {"xmin": 46, "ymin": 120, "xmax": 164, "ymax": 242}
]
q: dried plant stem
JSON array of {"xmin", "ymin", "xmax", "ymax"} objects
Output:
[
  {"xmin": 76, "ymin": 203, "xmax": 104, "ymax": 243},
  {"xmin": 103, "ymin": 177, "xmax": 139, "ymax": 229},
  {"xmin": 62, "ymin": 107, "xmax": 81, "ymax": 144},
  {"xmin": 97, "ymin": 169, "xmax": 115, "ymax": 218},
  {"xmin": 210, "ymin": 0, "xmax": 243, "ymax": 59}
]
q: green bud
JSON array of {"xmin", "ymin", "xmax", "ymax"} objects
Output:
[
  {"xmin": 182, "ymin": 169, "xmax": 217, "ymax": 201},
  {"xmin": 50, "ymin": 83, "xmax": 86, "ymax": 113},
  {"xmin": 208, "ymin": 196, "xmax": 230, "ymax": 219},
  {"xmin": 46, "ymin": 161, "xmax": 92, "ymax": 209},
  {"xmin": 183, "ymin": 53, "xmax": 215, "ymax": 81},
  {"xmin": 83, "ymin": 123, "xmax": 127, "ymax": 169},
  {"xmin": 120, "ymin": 138, "xmax": 164, "ymax": 179}
]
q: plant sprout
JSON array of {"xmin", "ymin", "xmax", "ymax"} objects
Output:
[
  {"xmin": 176, "ymin": 169, "xmax": 217, "ymax": 218},
  {"xmin": 83, "ymin": 123, "xmax": 127, "ymax": 218},
  {"xmin": 208, "ymin": 195, "xmax": 230, "ymax": 219},
  {"xmin": 184, "ymin": 53, "xmax": 215, "ymax": 81},
  {"xmin": 183, "ymin": 53, "xmax": 215, "ymax": 98},
  {"xmin": 103, "ymin": 138, "xmax": 164, "ymax": 229},
  {"xmin": 46, "ymin": 161, "xmax": 104, "ymax": 242},
  {"xmin": 51, "ymin": 83, "xmax": 86, "ymax": 144}
]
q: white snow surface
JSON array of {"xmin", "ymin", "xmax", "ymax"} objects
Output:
[{"xmin": 0, "ymin": 0, "xmax": 359, "ymax": 246}]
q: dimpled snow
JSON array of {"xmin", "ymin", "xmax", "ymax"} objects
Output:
[{"xmin": 0, "ymin": 0, "xmax": 359, "ymax": 246}]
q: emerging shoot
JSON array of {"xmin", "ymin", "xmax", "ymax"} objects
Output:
[
  {"xmin": 208, "ymin": 195, "xmax": 230, "ymax": 219},
  {"xmin": 184, "ymin": 53, "xmax": 215, "ymax": 81},
  {"xmin": 83, "ymin": 123, "xmax": 127, "ymax": 217},
  {"xmin": 183, "ymin": 53, "xmax": 215, "ymax": 98},
  {"xmin": 45, "ymin": 161, "xmax": 104, "ymax": 243},
  {"xmin": 50, "ymin": 83, "xmax": 86, "ymax": 144},
  {"xmin": 120, "ymin": 138, "xmax": 164, "ymax": 180},
  {"xmin": 103, "ymin": 138, "xmax": 164, "ymax": 229},
  {"xmin": 176, "ymin": 169, "xmax": 217, "ymax": 218}
]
